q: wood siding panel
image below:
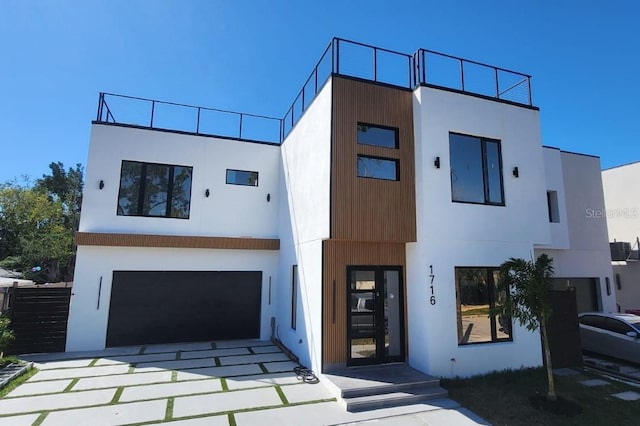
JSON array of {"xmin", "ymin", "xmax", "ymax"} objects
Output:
[
  {"xmin": 322, "ymin": 240, "xmax": 406, "ymax": 370},
  {"xmin": 331, "ymin": 77, "xmax": 416, "ymax": 242},
  {"xmin": 75, "ymin": 232, "xmax": 279, "ymax": 250}
]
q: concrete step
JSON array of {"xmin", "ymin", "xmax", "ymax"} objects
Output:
[
  {"xmin": 342, "ymin": 386, "xmax": 449, "ymax": 412},
  {"xmin": 340, "ymin": 375, "xmax": 442, "ymax": 398}
]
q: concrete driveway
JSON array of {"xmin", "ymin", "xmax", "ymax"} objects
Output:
[{"xmin": 0, "ymin": 340, "xmax": 487, "ymax": 425}]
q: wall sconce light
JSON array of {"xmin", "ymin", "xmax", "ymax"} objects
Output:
[
  {"xmin": 205, "ymin": 189, "xmax": 210, "ymax": 198},
  {"xmin": 99, "ymin": 180, "xmax": 104, "ymax": 190},
  {"xmin": 434, "ymin": 157, "xmax": 440, "ymax": 169},
  {"xmin": 266, "ymin": 193, "xmax": 271, "ymax": 202},
  {"xmin": 512, "ymin": 167, "xmax": 519, "ymax": 178}
]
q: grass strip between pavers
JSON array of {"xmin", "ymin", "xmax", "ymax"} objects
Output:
[
  {"xmin": 274, "ymin": 385, "xmax": 289, "ymax": 405},
  {"xmin": 175, "ymin": 351, "xmax": 182, "ymax": 360},
  {"xmin": 165, "ymin": 397, "xmax": 174, "ymax": 421},
  {"xmin": 110, "ymin": 386, "xmax": 124, "ymax": 404},
  {"xmin": 247, "ymin": 347, "xmax": 256, "ymax": 355},
  {"xmin": 32, "ymin": 411, "xmax": 48, "ymax": 426},
  {"xmin": 87, "ymin": 358, "xmax": 99, "ymax": 367},
  {"xmin": 63, "ymin": 378, "xmax": 79, "ymax": 392},
  {"xmin": 220, "ymin": 377, "xmax": 229, "ymax": 391},
  {"xmin": 171, "ymin": 371, "xmax": 178, "ymax": 382},
  {"xmin": 228, "ymin": 412, "xmax": 237, "ymax": 426},
  {"xmin": 138, "ymin": 346, "xmax": 147, "ymax": 355},
  {"xmin": 258, "ymin": 363, "xmax": 268, "ymax": 373}
]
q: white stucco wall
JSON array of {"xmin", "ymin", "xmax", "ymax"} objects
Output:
[
  {"xmin": 67, "ymin": 246, "xmax": 279, "ymax": 351},
  {"xmin": 275, "ymin": 80, "xmax": 332, "ymax": 373},
  {"xmin": 602, "ymin": 161, "xmax": 640, "ymax": 243},
  {"xmin": 80, "ymin": 124, "xmax": 281, "ymax": 238},
  {"xmin": 536, "ymin": 151, "xmax": 616, "ymax": 313},
  {"xmin": 407, "ymin": 86, "xmax": 549, "ymax": 378}
]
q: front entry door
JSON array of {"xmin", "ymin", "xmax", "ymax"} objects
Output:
[{"xmin": 347, "ymin": 266, "xmax": 405, "ymax": 365}]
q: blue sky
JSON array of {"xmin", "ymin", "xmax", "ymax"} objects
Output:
[{"xmin": 1, "ymin": 0, "xmax": 638, "ymax": 183}]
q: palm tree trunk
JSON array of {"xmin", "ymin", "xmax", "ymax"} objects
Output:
[{"xmin": 540, "ymin": 320, "xmax": 557, "ymax": 401}]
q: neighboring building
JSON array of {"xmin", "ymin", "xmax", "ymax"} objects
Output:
[
  {"xmin": 67, "ymin": 38, "xmax": 616, "ymax": 379},
  {"xmin": 602, "ymin": 161, "xmax": 640, "ymax": 313}
]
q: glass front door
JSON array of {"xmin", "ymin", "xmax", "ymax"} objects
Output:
[{"xmin": 347, "ymin": 266, "xmax": 405, "ymax": 365}]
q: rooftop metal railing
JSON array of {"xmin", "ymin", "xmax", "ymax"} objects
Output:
[
  {"xmin": 95, "ymin": 38, "xmax": 534, "ymax": 145},
  {"xmin": 96, "ymin": 93, "xmax": 283, "ymax": 144}
]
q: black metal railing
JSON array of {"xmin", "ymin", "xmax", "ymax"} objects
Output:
[
  {"xmin": 96, "ymin": 93, "xmax": 283, "ymax": 144},
  {"xmin": 95, "ymin": 38, "xmax": 534, "ymax": 145},
  {"xmin": 413, "ymin": 49, "xmax": 532, "ymax": 106}
]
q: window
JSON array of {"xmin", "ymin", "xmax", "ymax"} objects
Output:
[
  {"xmin": 291, "ymin": 265, "xmax": 298, "ymax": 330},
  {"xmin": 226, "ymin": 169, "xmax": 258, "ymax": 186},
  {"xmin": 117, "ymin": 160, "xmax": 192, "ymax": 219},
  {"xmin": 603, "ymin": 318, "xmax": 635, "ymax": 335},
  {"xmin": 449, "ymin": 133, "xmax": 504, "ymax": 205},
  {"xmin": 547, "ymin": 191, "xmax": 560, "ymax": 223},
  {"xmin": 357, "ymin": 155, "xmax": 399, "ymax": 181},
  {"xmin": 455, "ymin": 268, "xmax": 512, "ymax": 345},
  {"xmin": 357, "ymin": 123, "xmax": 398, "ymax": 149}
]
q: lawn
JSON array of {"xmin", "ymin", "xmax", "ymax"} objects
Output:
[{"xmin": 442, "ymin": 367, "xmax": 640, "ymax": 426}]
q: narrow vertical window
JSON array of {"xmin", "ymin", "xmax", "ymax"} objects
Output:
[
  {"xmin": 547, "ymin": 191, "xmax": 559, "ymax": 223},
  {"xmin": 291, "ymin": 265, "xmax": 298, "ymax": 330}
]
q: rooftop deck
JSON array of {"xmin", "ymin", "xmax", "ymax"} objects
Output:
[{"xmin": 95, "ymin": 37, "xmax": 534, "ymax": 145}]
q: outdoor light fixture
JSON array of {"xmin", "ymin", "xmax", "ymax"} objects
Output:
[
  {"xmin": 266, "ymin": 193, "xmax": 271, "ymax": 202},
  {"xmin": 512, "ymin": 167, "xmax": 519, "ymax": 178},
  {"xmin": 434, "ymin": 157, "xmax": 440, "ymax": 169},
  {"xmin": 205, "ymin": 189, "xmax": 210, "ymax": 197},
  {"xmin": 99, "ymin": 180, "xmax": 104, "ymax": 190}
]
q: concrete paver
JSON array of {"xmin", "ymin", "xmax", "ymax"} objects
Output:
[
  {"xmin": 6, "ymin": 378, "xmax": 72, "ymax": 397},
  {"xmin": 120, "ymin": 378, "xmax": 223, "ymax": 402},
  {"xmin": 152, "ymin": 415, "xmax": 230, "ymax": 425},
  {"xmin": 173, "ymin": 386, "xmax": 282, "ymax": 417},
  {"xmin": 144, "ymin": 342, "xmax": 213, "ymax": 354},
  {"xmin": 215, "ymin": 339, "xmax": 272, "ymax": 349},
  {"xmin": 225, "ymin": 372, "xmax": 301, "ymax": 390},
  {"xmin": 0, "ymin": 413, "xmax": 41, "ymax": 426},
  {"xmin": 280, "ymin": 382, "xmax": 335, "ymax": 404},
  {"xmin": 35, "ymin": 359, "xmax": 95, "ymax": 370},
  {"xmin": 250, "ymin": 345, "xmax": 280, "ymax": 354},
  {"xmin": 74, "ymin": 370, "xmax": 172, "ymax": 390},
  {"xmin": 0, "ymin": 388, "xmax": 115, "ymax": 415},
  {"xmin": 176, "ymin": 364, "xmax": 263, "ymax": 381},
  {"xmin": 180, "ymin": 347, "xmax": 250, "ymax": 359},
  {"xmin": 21, "ymin": 346, "xmax": 141, "ymax": 363},
  {"xmin": 134, "ymin": 357, "xmax": 216, "ymax": 372},
  {"xmin": 218, "ymin": 352, "xmax": 289, "ymax": 366},
  {"xmin": 41, "ymin": 399, "xmax": 167, "ymax": 426},
  {"xmin": 264, "ymin": 360, "xmax": 299, "ymax": 373},
  {"xmin": 28, "ymin": 364, "xmax": 130, "ymax": 381},
  {"xmin": 579, "ymin": 379, "xmax": 610, "ymax": 387},
  {"xmin": 95, "ymin": 352, "xmax": 177, "ymax": 366}
]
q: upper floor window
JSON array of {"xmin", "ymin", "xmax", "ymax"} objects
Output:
[
  {"xmin": 449, "ymin": 133, "xmax": 504, "ymax": 205},
  {"xmin": 357, "ymin": 155, "xmax": 399, "ymax": 181},
  {"xmin": 117, "ymin": 160, "xmax": 192, "ymax": 219},
  {"xmin": 226, "ymin": 169, "xmax": 259, "ymax": 186},
  {"xmin": 547, "ymin": 191, "xmax": 560, "ymax": 223},
  {"xmin": 357, "ymin": 123, "xmax": 398, "ymax": 149}
]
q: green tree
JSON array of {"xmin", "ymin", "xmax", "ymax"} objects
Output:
[
  {"xmin": 35, "ymin": 162, "xmax": 83, "ymax": 233},
  {"xmin": 493, "ymin": 254, "xmax": 557, "ymax": 401}
]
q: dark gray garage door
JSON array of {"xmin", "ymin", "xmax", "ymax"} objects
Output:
[{"xmin": 106, "ymin": 271, "xmax": 262, "ymax": 347}]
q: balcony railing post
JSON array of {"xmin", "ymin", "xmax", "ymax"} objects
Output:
[
  {"xmin": 373, "ymin": 48, "xmax": 377, "ymax": 82},
  {"xmin": 302, "ymin": 86, "xmax": 305, "ymax": 112},
  {"xmin": 459, "ymin": 59, "xmax": 465, "ymax": 91},
  {"xmin": 495, "ymin": 68, "xmax": 499, "ymax": 99},
  {"xmin": 408, "ymin": 56, "xmax": 412, "ymax": 88},
  {"xmin": 335, "ymin": 39, "xmax": 340, "ymax": 74},
  {"xmin": 150, "ymin": 100, "xmax": 155, "ymax": 127},
  {"xmin": 421, "ymin": 50, "xmax": 426, "ymax": 84},
  {"xmin": 97, "ymin": 93, "xmax": 104, "ymax": 121},
  {"xmin": 196, "ymin": 107, "xmax": 201, "ymax": 134},
  {"xmin": 239, "ymin": 113, "xmax": 243, "ymax": 139},
  {"xmin": 527, "ymin": 76, "xmax": 532, "ymax": 105},
  {"xmin": 314, "ymin": 68, "xmax": 318, "ymax": 94}
]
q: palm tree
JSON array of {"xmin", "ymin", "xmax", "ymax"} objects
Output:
[{"xmin": 494, "ymin": 254, "xmax": 556, "ymax": 401}]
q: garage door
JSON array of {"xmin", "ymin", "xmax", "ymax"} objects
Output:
[{"xmin": 106, "ymin": 271, "xmax": 262, "ymax": 347}]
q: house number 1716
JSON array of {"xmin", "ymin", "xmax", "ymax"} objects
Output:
[{"xmin": 429, "ymin": 265, "xmax": 436, "ymax": 305}]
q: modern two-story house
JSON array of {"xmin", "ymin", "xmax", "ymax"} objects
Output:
[{"xmin": 67, "ymin": 38, "xmax": 616, "ymax": 379}]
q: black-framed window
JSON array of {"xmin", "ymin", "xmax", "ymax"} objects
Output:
[
  {"xmin": 449, "ymin": 133, "xmax": 504, "ymax": 205},
  {"xmin": 117, "ymin": 160, "xmax": 192, "ymax": 219},
  {"xmin": 547, "ymin": 191, "xmax": 560, "ymax": 223},
  {"xmin": 357, "ymin": 123, "xmax": 399, "ymax": 149},
  {"xmin": 455, "ymin": 267, "xmax": 512, "ymax": 345},
  {"xmin": 357, "ymin": 155, "xmax": 399, "ymax": 181},
  {"xmin": 291, "ymin": 265, "xmax": 298, "ymax": 330},
  {"xmin": 226, "ymin": 169, "xmax": 258, "ymax": 187}
]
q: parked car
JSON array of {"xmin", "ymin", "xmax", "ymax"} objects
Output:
[{"xmin": 578, "ymin": 312, "xmax": 640, "ymax": 364}]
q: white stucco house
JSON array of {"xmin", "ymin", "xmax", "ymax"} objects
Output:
[
  {"xmin": 602, "ymin": 161, "xmax": 640, "ymax": 314},
  {"xmin": 67, "ymin": 38, "xmax": 616, "ymax": 379}
]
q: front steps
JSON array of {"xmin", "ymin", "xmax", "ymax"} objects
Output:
[{"xmin": 323, "ymin": 363, "xmax": 448, "ymax": 412}]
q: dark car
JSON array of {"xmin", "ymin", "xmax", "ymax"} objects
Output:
[{"xmin": 578, "ymin": 312, "xmax": 640, "ymax": 364}]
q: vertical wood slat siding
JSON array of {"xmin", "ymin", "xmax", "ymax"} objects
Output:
[
  {"xmin": 331, "ymin": 77, "xmax": 417, "ymax": 242},
  {"xmin": 322, "ymin": 240, "xmax": 406, "ymax": 369}
]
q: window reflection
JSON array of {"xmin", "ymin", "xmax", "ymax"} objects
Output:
[{"xmin": 357, "ymin": 155, "xmax": 399, "ymax": 181}]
